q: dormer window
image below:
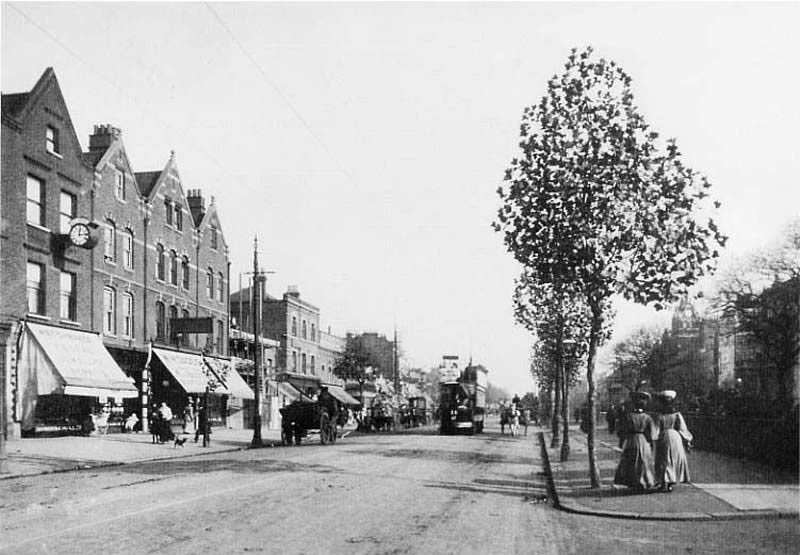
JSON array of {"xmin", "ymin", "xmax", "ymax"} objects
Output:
[{"xmin": 46, "ymin": 126, "xmax": 60, "ymax": 155}]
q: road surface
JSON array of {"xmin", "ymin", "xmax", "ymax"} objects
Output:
[{"xmin": 1, "ymin": 419, "xmax": 796, "ymax": 554}]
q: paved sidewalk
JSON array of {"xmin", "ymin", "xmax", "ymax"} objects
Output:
[
  {"xmin": 541, "ymin": 426, "xmax": 799, "ymax": 520},
  {"xmin": 1, "ymin": 427, "xmax": 285, "ymax": 480}
]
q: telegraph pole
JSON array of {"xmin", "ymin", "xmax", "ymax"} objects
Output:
[{"xmin": 251, "ymin": 236, "xmax": 264, "ymax": 448}]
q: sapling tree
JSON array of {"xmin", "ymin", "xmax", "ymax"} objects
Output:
[{"xmin": 495, "ymin": 46, "xmax": 726, "ymax": 486}]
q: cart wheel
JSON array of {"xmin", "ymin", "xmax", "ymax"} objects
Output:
[
  {"xmin": 320, "ymin": 413, "xmax": 331, "ymax": 445},
  {"xmin": 281, "ymin": 425, "xmax": 293, "ymax": 446}
]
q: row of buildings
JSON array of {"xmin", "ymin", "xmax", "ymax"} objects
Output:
[{"xmin": 1, "ymin": 68, "xmax": 395, "ymax": 439}]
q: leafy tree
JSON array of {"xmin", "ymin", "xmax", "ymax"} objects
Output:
[
  {"xmin": 485, "ymin": 382, "xmax": 512, "ymax": 405},
  {"xmin": 608, "ymin": 326, "xmax": 666, "ymax": 393},
  {"xmin": 494, "ymin": 46, "xmax": 725, "ymax": 486},
  {"xmin": 333, "ymin": 336, "xmax": 379, "ymax": 405},
  {"xmin": 712, "ymin": 219, "xmax": 800, "ymax": 409},
  {"xmin": 515, "ymin": 271, "xmax": 596, "ymax": 458}
]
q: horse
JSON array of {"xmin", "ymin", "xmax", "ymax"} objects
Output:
[{"xmin": 500, "ymin": 407, "xmax": 521, "ymax": 436}]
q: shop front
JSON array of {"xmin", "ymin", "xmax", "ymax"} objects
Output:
[
  {"xmin": 16, "ymin": 322, "xmax": 139, "ymax": 436},
  {"xmin": 149, "ymin": 347, "xmax": 231, "ymax": 429}
]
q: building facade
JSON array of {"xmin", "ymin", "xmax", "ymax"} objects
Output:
[{"xmin": 1, "ymin": 68, "xmax": 241, "ymax": 438}]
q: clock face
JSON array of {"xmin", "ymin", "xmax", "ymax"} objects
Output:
[{"xmin": 68, "ymin": 223, "xmax": 90, "ymax": 246}]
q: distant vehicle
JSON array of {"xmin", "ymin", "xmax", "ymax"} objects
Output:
[
  {"xmin": 439, "ymin": 364, "xmax": 488, "ymax": 435},
  {"xmin": 401, "ymin": 396, "xmax": 430, "ymax": 428}
]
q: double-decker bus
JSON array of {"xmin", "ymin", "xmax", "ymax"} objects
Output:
[{"xmin": 439, "ymin": 364, "xmax": 488, "ymax": 435}]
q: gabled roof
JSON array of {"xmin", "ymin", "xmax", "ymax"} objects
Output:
[
  {"xmin": 84, "ymin": 134, "xmax": 143, "ymax": 198},
  {"xmin": 0, "ymin": 68, "xmax": 89, "ymax": 166},
  {"xmin": 134, "ymin": 171, "xmax": 162, "ymax": 198}
]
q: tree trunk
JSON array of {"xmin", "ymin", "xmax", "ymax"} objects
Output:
[
  {"xmin": 560, "ymin": 366, "xmax": 570, "ymax": 461},
  {"xmin": 551, "ymin": 359, "xmax": 562, "ymax": 448},
  {"xmin": 586, "ymin": 299, "xmax": 603, "ymax": 488}
]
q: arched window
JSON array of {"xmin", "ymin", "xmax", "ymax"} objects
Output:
[
  {"xmin": 216, "ymin": 320, "xmax": 224, "ymax": 354},
  {"xmin": 206, "ymin": 269, "xmax": 214, "ymax": 299},
  {"xmin": 122, "ymin": 229, "xmax": 134, "ymax": 270},
  {"xmin": 311, "ymin": 355, "xmax": 315, "ymax": 373},
  {"xmin": 311, "ymin": 323, "xmax": 316, "ymax": 342},
  {"xmin": 156, "ymin": 244, "xmax": 165, "ymax": 281},
  {"xmin": 155, "ymin": 301, "xmax": 166, "ymax": 341},
  {"xmin": 103, "ymin": 287, "xmax": 116, "ymax": 335},
  {"xmin": 122, "ymin": 293, "xmax": 134, "ymax": 338},
  {"xmin": 169, "ymin": 250, "xmax": 178, "ymax": 285},
  {"xmin": 291, "ymin": 316, "xmax": 297, "ymax": 336},
  {"xmin": 104, "ymin": 220, "xmax": 116, "ymax": 263},
  {"xmin": 302, "ymin": 353, "xmax": 307, "ymax": 373},
  {"xmin": 292, "ymin": 351, "xmax": 297, "ymax": 371},
  {"xmin": 168, "ymin": 305, "xmax": 178, "ymax": 341},
  {"xmin": 181, "ymin": 257, "xmax": 190, "ymax": 289},
  {"xmin": 217, "ymin": 272, "xmax": 224, "ymax": 302},
  {"xmin": 302, "ymin": 320, "xmax": 307, "ymax": 340}
]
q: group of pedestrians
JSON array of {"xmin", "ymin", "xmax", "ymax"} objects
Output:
[{"xmin": 613, "ymin": 390, "xmax": 693, "ymax": 493}]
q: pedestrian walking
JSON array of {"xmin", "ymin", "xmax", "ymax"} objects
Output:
[
  {"xmin": 613, "ymin": 391, "xmax": 658, "ymax": 491},
  {"xmin": 654, "ymin": 390, "xmax": 693, "ymax": 492},
  {"xmin": 182, "ymin": 403, "xmax": 194, "ymax": 434}
]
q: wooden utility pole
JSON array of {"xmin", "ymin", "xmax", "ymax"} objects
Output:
[{"xmin": 251, "ymin": 236, "xmax": 264, "ymax": 448}]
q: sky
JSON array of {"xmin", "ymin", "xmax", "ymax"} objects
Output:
[{"xmin": 2, "ymin": 2, "xmax": 799, "ymax": 395}]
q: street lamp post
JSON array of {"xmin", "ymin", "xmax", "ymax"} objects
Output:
[{"xmin": 251, "ymin": 237, "xmax": 265, "ymax": 448}]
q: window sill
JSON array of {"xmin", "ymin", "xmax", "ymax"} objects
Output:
[
  {"xmin": 46, "ymin": 150, "xmax": 63, "ymax": 160},
  {"xmin": 60, "ymin": 319, "xmax": 81, "ymax": 327},
  {"xmin": 27, "ymin": 313, "xmax": 51, "ymax": 321},
  {"xmin": 123, "ymin": 266, "xmax": 135, "ymax": 273},
  {"xmin": 27, "ymin": 223, "xmax": 52, "ymax": 233},
  {"xmin": 104, "ymin": 258, "xmax": 117, "ymax": 266}
]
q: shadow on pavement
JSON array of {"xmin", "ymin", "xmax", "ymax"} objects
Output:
[
  {"xmin": 347, "ymin": 447, "xmax": 536, "ymax": 466},
  {"xmin": 90, "ymin": 456, "xmax": 341, "ymax": 477}
]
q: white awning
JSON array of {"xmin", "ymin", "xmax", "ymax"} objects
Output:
[
  {"xmin": 152, "ymin": 348, "xmax": 230, "ymax": 395},
  {"xmin": 24, "ymin": 322, "xmax": 138, "ymax": 399},
  {"xmin": 221, "ymin": 367, "xmax": 254, "ymax": 400},
  {"xmin": 326, "ymin": 385, "xmax": 361, "ymax": 406}
]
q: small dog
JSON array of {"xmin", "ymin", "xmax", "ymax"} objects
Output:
[{"xmin": 173, "ymin": 435, "xmax": 188, "ymax": 448}]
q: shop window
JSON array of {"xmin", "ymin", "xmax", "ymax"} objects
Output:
[{"xmin": 26, "ymin": 262, "xmax": 45, "ymax": 315}]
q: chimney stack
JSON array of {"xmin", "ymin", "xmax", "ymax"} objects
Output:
[
  {"xmin": 88, "ymin": 124, "xmax": 122, "ymax": 151},
  {"xmin": 187, "ymin": 188, "xmax": 206, "ymax": 223}
]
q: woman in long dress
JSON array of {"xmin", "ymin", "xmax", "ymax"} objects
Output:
[
  {"xmin": 654, "ymin": 390, "xmax": 693, "ymax": 492},
  {"xmin": 614, "ymin": 391, "xmax": 658, "ymax": 490}
]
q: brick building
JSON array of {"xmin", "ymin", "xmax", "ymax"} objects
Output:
[
  {"xmin": 1, "ymin": 68, "xmax": 246, "ymax": 438},
  {"xmin": 1, "ymin": 69, "xmax": 137, "ymax": 437}
]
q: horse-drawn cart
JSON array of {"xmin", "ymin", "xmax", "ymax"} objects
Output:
[{"xmin": 279, "ymin": 400, "xmax": 338, "ymax": 446}]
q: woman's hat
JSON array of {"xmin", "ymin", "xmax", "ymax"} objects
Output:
[{"xmin": 660, "ymin": 390, "xmax": 677, "ymax": 401}]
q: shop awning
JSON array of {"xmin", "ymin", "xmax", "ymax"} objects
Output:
[
  {"xmin": 326, "ymin": 385, "xmax": 361, "ymax": 406},
  {"xmin": 152, "ymin": 348, "xmax": 230, "ymax": 395},
  {"xmin": 270, "ymin": 380, "xmax": 313, "ymax": 402},
  {"xmin": 221, "ymin": 367, "xmax": 254, "ymax": 400},
  {"xmin": 23, "ymin": 323, "xmax": 138, "ymax": 399},
  {"xmin": 276, "ymin": 371, "xmax": 321, "ymax": 393}
]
